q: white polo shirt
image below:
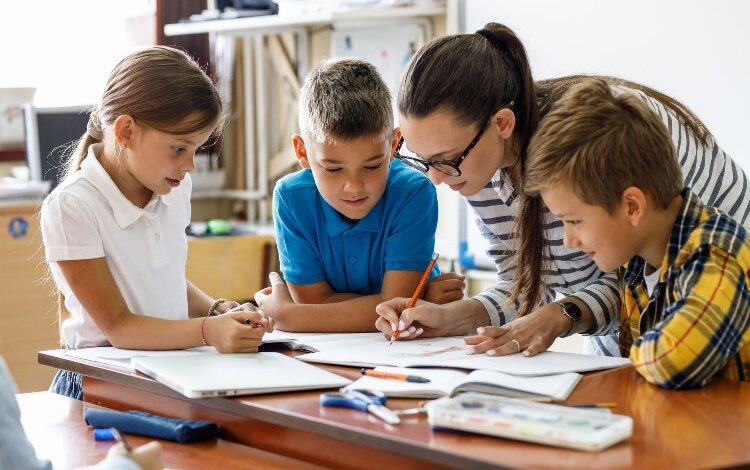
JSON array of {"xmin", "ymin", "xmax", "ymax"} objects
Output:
[{"xmin": 41, "ymin": 144, "xmax": 191, "ymax": 349}]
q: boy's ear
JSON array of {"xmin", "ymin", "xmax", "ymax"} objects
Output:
[
  {"xmin": 491, "ymin": 108, "xmax": 515, "ymax": 140},
  {"xmin": 389, "ymin": 127, "xmax": 402, "ymax": 162},
  {"xmin": 621, "ymin": 186, "xmax": 647, "ymax": 226},
  {"xmin": 113, "ymin": 115, "xmax": 136, "ymax": 147},
  {"xmin": 292, "ymin": 135, "xmax": 310, "ymax": 169}
]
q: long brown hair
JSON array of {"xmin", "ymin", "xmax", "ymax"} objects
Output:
[{"xmin": 398, "ymin": 22, "xmax": 713, "ymax": 317}]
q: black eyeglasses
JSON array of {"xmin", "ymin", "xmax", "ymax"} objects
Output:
[{"xmin": 394, "ymin": 101, "xmax": 514, "ymax": 177}]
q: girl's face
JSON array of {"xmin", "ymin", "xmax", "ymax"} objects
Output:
[
  {"xmin": 111, "ymin": 114, "xmax": 215, "ymax": 206},
  {"xmin": 398, "ymin": 108, "xmax": 516, "ymax": 197}
]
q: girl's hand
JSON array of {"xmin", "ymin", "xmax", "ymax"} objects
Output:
[
  {"xmin": 254, "ymin": 272, "xmax": 294, "ymax": 320},
  {"xmin": 214, "ymin": 300, "xmax": 240, "ymax": 314},
  {"xmin": 108, "ymin": 440, "xmax": 163, "ymax": 470},
  {"xmin": 225, "ymin": 302, "xmax": 275, "ymax": 332},
  {"xmin": 375, "ymin": 297, "xmax": 454, "ymax": 341},
  {"xmin": 463, "ymin": 302, "xmax": 571, "ymax": 357},
  {"xmin": 424, "ymin": 273, "xmax": 465, "ymax": 304},
  {"xmin": 204, "ymin": 309, "xmax": 269, "ymax": 353}
]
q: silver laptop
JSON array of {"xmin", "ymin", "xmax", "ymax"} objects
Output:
[{"xmin": 133, "ymin": 352, "xmax": 350, "ymax": 399}]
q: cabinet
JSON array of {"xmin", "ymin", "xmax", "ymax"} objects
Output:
[{"xmin": 0, "ymin": 202, "xmax": 59, "ymax": 392}]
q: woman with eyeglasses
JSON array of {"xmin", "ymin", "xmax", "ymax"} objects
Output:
[{"xmin": 375, "ymin": 22, "xmax": 750, "ymax": 358}]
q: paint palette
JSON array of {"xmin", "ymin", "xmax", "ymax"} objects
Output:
[{"xmin": 426, "ymin": 392, "xmax": 632, "ymax": 452}]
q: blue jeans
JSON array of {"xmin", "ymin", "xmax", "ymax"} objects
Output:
[{"xmin": 49, "ymin": 370, "xmax": 83, "ymax": 400}]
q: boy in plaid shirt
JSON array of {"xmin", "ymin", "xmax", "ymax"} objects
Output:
[{"xmin": 524, "ymin": 77, "xmax": 750, "ymax": 389}]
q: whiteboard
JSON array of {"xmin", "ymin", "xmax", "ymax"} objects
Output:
[{"xmin": 461, "ymin": 0, "xmax": 750, "ymax": 269}]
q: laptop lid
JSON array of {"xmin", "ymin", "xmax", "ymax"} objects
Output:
[{"xmin": 133, "ymin": 352, "xmax": 350, "ymax": 399}]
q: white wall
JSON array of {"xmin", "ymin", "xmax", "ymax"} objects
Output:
[
  {"xmin": 459, "ymin": 0, "xmax": 750, "ymax": 267},
  {"xmin": 464, "ymin": 0, "xmax": 750, "ymax": 171}
]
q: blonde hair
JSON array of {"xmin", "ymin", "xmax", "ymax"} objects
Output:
[
  {"xmin": 64, "ymin": 46, "xmax": 224, "ymax": 180},
  {"xmin": 525, "ymin": 77, "xmax": 682, "ymax": 211},
  {"xmin": 299, "ymin": 58, "xmax": 393, "ymax": 143}
]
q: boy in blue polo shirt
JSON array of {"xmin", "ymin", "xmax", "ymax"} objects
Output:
[{"xmin": 255, "ymin": 58, "xmax": 464, "ymax": 333}]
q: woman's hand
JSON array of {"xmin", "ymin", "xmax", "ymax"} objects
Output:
[
  {"xmin": 204, "ymin": 304, "xmax": 272, "ymax": 353},
  {"xmin": 464, "ymin": 301, "xmax": 571, "ymax": 356},
  {"xmin": 375, "ymin": 297, "xmax": 463, "ymax": 340},
  {"xmin": 424, "ymin": 273, "xmax": 465, "ymax": 304}
]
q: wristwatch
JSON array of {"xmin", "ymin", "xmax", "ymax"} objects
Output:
[{"xmin": 557, "ymin": 300, "xmax": 582, "ymax": 336}]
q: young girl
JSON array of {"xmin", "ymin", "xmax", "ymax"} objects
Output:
[
  {"xmin": 376, "ymin": 22, "xmax": 750, "ymax": 357},
  {"xmin": 41, "ymin": 46, "xmax": 273, "ymax": 400}
]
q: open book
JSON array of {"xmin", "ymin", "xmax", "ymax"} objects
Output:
[
  {"xmin": 346, "ymin": 367, "xmax": 582, "ymax": 401},
  {"xmin": 261, "ymin": 331, "xmax": 383, "ymax": 353}
]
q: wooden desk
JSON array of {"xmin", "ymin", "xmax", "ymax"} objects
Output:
[
  {"xmin": 39, "ymin": 348, "xmax": 750, "ymax": 470},
  {"xmin": 17, "ymin": 391, "xmax": 326, "ymax": 470}
]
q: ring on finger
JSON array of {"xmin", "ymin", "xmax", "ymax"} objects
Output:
[{"xmin": 510, "ymin": 339, "xmax": 521, "ymax": 353}]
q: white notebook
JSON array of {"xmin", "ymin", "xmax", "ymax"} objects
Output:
[
  {"xmin": 346, "ymin": 367, "xmax": 582, "ymax": 401},
  {"xmin": 133, "ymin": 352, "xmax": 351, "ymax": 398},
  {"xmin": 65, "ymin": 346, "xmax": 216, "ymax": 371}
]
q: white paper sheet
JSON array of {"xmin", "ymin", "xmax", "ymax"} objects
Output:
[
  {"xmin": 65, "ymin": 346, "xmax": 216, "ymax": 371},
  {"xmin": 299, "ymin": 336, "xmax": 632, "ymax": 376}
]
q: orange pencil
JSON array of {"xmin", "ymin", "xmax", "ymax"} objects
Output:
[{"xmin": 390, "ymin": 253, "xmax": 438, "ymax": 345}]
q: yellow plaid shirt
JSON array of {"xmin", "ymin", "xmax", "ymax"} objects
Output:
[{"xmin": 619, "ymin": 190, "xmax": 750, "ymax": 389}]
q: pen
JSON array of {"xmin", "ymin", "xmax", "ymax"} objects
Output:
[
  {"xmin": 566, "ymin": 402, "xmax": 618, "ymax": 409},
  {"xmin": 110, "ymin": 428, "xmax": 132, "ymax": 453},
  {"xmin": 361, "ymin": 368, "xmax": 431, "ymax": 383},
  {"xmin": 390, "ymin": 253, "xmax": 439, "ymax": 345}
]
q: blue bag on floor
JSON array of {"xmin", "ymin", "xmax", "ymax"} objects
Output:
[{"xmin": 83, "ymin": 407, "xmax": 219, "ymax": 443}]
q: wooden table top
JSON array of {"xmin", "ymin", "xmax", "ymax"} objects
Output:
[
  {"xmin": 39, "ymin": 348, "xmax": 750, "ymax": 470},
  {"xmin": 17, "ymin": 391, "xmax": 326, "ymax": 470}
]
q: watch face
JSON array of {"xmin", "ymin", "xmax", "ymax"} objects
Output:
[{"xmin": 562, "ymin": 302, "xmax": 582, "ymax": 321}]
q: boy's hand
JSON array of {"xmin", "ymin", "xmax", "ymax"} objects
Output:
[
  {"xmin": 424, "ymin": 273, "xmax": 465, "ymax": 304},
  {"xmin": 254, "ymin": 272, "xmax": 295, "ymax": 320},
  {"xmin": 205, "ymin": 307, "xmax": 269, "ymax": 353},
  {"xmin": 375, "ymin": 297, "xmax": 453, "ymax": 341},
  {"xmin": 108, "ymin": 440, "xmax": 163, "ymax": 470}
]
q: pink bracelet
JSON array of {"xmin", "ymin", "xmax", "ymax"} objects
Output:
[{"xmin": 201, "ymin": 315, "xmax": 210, "ymax": 346}]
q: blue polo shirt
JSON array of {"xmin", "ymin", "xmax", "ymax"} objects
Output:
[{"xmin": 274, "ymin": 160, "xmax": 439, "ymax": 294}]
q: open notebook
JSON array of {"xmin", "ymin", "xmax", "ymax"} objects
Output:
[
  {"xmin": 133, "ymin": 352, "xmax": 351, "ymax": 398},
  {"xmin": 346, "ymin": 367, "xmax": 582, "ymax": 401}
]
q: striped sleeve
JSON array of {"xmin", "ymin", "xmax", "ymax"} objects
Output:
[
  {"xmin": 472, "ymin": 215, "xmax": 522, "ymax": 326},
  {"xmin": 568, "ymin": 272, "xmax": 621, "ymax": 336},
  {"xmin": 636, "ymin": 91, "xmax": 750, "ymax": 229},
  {"xmin": 630, "ymin": 245, "xmax": 750, "ymax": 389}
]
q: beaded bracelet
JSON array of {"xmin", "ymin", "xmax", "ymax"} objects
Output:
[
  {"xmin": 202, "ymin": 298, "xmax": 227, "ymax": 346},
  {"xmin": 208, "ymin": 298, "xmax": 227, "ymax": 317}
]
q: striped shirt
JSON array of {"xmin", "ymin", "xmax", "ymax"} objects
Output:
[
  {"xmin": 619, "ymin": 190, "xmax": 750, "ymax": 388},
  {"xmin": 466, "ymin": 86, "xmax": 750, "ymax": 356}
]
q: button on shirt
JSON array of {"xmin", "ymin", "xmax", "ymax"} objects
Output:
[
  {"xmin": 41, "ymin": 144, "xmax": 191, "ymax": 349},
  {"xmin": 274, "ymin": 160, "xmax": 439, "ymax": 294}
]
